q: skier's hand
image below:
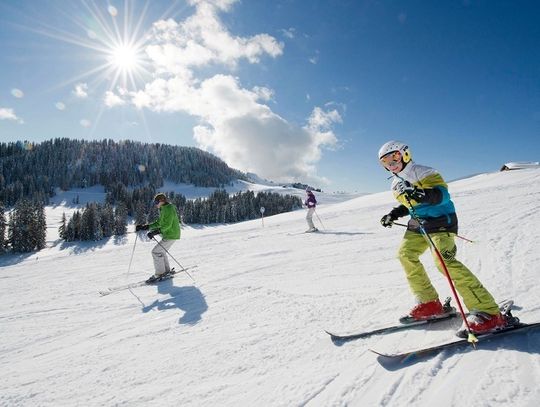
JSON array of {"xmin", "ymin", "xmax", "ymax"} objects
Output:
[
  {"xmin": 147, "ymin": 229, "xmax": 160, "ymax": 239},
  {"xmin": 136, "ymin": 224, "xmax": 149, "ymax": 231},
  {"xmin": 380, "ymin": 213, "xmax": 396, "ymax": 228},
  {"xmin": 395, "ymin": 181, "xmax": 425, "ymax": 202}
]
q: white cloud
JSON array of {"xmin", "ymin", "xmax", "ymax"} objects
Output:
[
  {"xmin": 0, "ymin": 107, "xmax": 24, "ymax": 123},
  {"xmin": 252, "ymin": 86, "xmax": 274, "ymax": 102},
  {"xmin": 129, "ymin": 0, "xmax": 340, "ymax": 184},
  {"xmin": 104, "ymin": 91, "xmax": 126, "ymax": 107},
  {"xmin": 280, "ymin": 28, "xmax": 296, "ymax": 39},
  {"xmin": 73, "ymin": 83, "xmax": 89, "ymax": 98},
  {"xmin": 11, "ymin": 88, "xmax": 24, "ymax": 98},
  {"xmin": 80, "ymin": 119, "xmax": 91, "ymax": 127},
  {"xmin": 147, "ymin": 1, "xmax": 283, "ymax": 71},
  {"xmin": 55, "ymin": 102, "xmax": 66, "ymax": 111}
]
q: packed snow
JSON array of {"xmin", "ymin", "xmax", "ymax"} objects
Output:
[{"xmin": 1, "ymin": 168, "xmax": 540, "ymax": 406}]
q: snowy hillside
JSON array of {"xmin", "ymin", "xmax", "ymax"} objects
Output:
[{"xmin": 1, "ymin": 168, "xmax": 540, "ymax": 406}]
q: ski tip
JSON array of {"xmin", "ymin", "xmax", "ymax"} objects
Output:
[{"xmin": 369, "ymin": 348, "xmax": 388, "ymax": 357}]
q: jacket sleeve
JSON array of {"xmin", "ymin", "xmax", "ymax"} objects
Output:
[
  {"xmin": 390, "ymin": 204, "xmax": 409, "ymax": 219},
  {"xmin": 417, "ymin": 187, "xmax": 443, "ymax": 205}
]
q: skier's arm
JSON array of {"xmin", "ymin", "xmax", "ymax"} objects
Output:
[{"xmin": 380, "ymin": 205, "xmax": 408, "ymax": 227}]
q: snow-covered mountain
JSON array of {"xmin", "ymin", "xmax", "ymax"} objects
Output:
[{"xmin": 1, "ymin": 168, "xmax": 539, "ymax": 406}]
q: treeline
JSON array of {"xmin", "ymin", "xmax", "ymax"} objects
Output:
[
  {"xmin": 0, "ymin": 139, "xmax": 304, "ymax": 250},
  {"xmin": 0, "ymin": 188, "xmax": 302, "ymax": 249},
  {"xmin": 60, "ymin": 203, "xmax": 128, "ymax": 242},
  {"xmin": 0, "ymin": 138, "xmax": 246, "ymax": 206},
  {"xmin": 181, "ymin": 190, "xmax": 302, "ymax": 224},
  {"xmin": 104, "ymin": 184, "xmax": 303, "ymax": 226},
  {"xmin": 59, "ymin": 188, "xmax": 302, "ymax": 242},
  {"xmin": 0, "ymin": 200, "xmax": 46, "ymax": 253}
]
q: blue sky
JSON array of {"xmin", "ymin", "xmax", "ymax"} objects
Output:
[{"xmin": 1, "ymin": 0, "xmax": 539, "ymax": 193}]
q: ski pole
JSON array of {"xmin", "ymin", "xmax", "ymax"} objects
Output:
[
  {"xmin": 152, "ymin": 237, "xmax": 195, "ymax": 282},
  {"xmin": 392, "ymin": 222, "xmax": 475, "ymax": 243},
  {"xmin": 394, "ymin": 175, "xmax": 478, "ymax": 345},
  {"xmin": 314, "ymin": 209, "xmax": 326, "ymax": 230},
  {"xmin": 126, "ymin": 233, "xmax": 138, "ymax": 279}
]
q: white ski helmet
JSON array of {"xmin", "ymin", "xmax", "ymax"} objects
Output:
[{"xmin": 378, "ymin": 140, "xmax": 412, "ymax": 163}]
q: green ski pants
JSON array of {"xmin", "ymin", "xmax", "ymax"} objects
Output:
[{"xmin": 398, "ymin": 231, "xmax": 500, "ymax": 315}]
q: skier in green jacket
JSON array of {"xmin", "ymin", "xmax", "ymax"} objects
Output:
[{"xmin": 136, "ymin": 193, "xmax": 181, "ymax": 283}]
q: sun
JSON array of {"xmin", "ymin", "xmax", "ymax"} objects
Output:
[
  {"xmin": 108, "ymin": 42, "xmax": 143, "ymax": 74},
  {"xmin": 31, "ymin": 1, "xmax": 154, "ymax": 91}
]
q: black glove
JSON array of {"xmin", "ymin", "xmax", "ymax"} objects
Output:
[
  {"xmin": 395, "ymin": 180, "xmax": 425, "ymax": 202},
  {"xmin": 147, "ymin": 229, "xmax": 160, "ymax": 239},
  {"xmin": 135, "ymin": 224, "xmax": 149, "ymax": 231},
  {"xmin": 380, "ymin": 213, "xmax": 397, "ymax": 228}
]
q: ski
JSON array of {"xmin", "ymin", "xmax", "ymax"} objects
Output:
[
  {"xmin": 98, "ymin": 265, "xmax": 197, "ymax": 297},
  {"xmin": 326, "ymin": 297, "xmax": 456, "ymax": 343},
  {"xmin": 326, "ymin": 312, "xmax": 457, "ymax": 343},
  {"xmin": 370, "ymin": 321, "xmax": 540, "ymax": 363},
  {"xmin": 327, "ymin": 298, "xmax": 514, "ymax": 344}
]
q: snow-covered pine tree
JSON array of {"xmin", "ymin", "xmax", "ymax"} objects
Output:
[
  {"xmin": 114, "ymin": 203, "xmax": 127, "ymax": 236},
  {"xmin": 8, "ymin": 199, "xmax": 46, "ymax": 252},
  {"xmin": 134, "ymin": 201, "xmax": 147, "ymax": 225},
  {"xmin": 80, "ymin": 203, "xmax": 102, "ymax": 241},
  {"xmin": 34, "ymin": 202, "xmax": 46, "ymax": 250},
  {"xmin": 58, "ymin": 212, "xmax": 67, "ymax": 240},
  {"xmin": 100, "ymin": 204, "xmax": 115, "ymax": 238},
  {"xmin": 0, "ymin": 203, "xmax": 6, "ymax": 253}
]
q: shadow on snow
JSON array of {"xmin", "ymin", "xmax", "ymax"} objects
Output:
[
  {"xmin": 141, "ymin": 278, "xmax": 208, "ymax": 325},
  {"xmin": 375, "ymin": 326, "xmax": 540, "ymax": 371}
]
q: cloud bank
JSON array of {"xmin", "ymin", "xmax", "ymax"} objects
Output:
[{"xmin": 129, "ymin": 0, "xmax": 341, "ymax": 185}]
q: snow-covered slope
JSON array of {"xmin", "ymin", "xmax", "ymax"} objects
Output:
[{"xmin": 1, "ymin": 169, "xmax": 540, "ymax": 406}]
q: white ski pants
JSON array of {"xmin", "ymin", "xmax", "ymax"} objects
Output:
[
  {"xmin": 306, "ymin": 207, "xmax": 316, "ymax": 230},
  {"xmin": 151, "ymin": 239, "xmax": 176, "ymax": 276}
]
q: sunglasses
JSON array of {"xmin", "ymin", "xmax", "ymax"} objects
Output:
[{"xmin": 379, "ymin": 151, "xmax": 402, "ymax": 169}]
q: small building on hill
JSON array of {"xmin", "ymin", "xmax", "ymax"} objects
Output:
[{"xmin": 500, "ymin": 161, "xmax": 540, "ymax": 171}]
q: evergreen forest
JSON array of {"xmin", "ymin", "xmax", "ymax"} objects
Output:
[{"xmin": 0, "ymin": 139, "xmax": 303, "ymax": 252}]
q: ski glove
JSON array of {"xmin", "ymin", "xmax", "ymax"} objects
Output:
[
  {"xmin": 136, "ymin": 224, "xmax": 149, "ymax": 231},
  {"xmin": 380, "ymin": 213, "xmax": 397, "ymax": 228},
  {"xmin": 395, "ymin": 180, "xmax": 425, "ymax": 202},
  {"xmin": 147, "ymin": 229, "xmax": 160, "ymax": 239}
]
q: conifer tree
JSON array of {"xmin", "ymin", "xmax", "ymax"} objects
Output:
[
  {"xmin": 8, "ymin": 199, "xmax": 46, "ymax": 252},
  {"xmin": 59, "ymin": 212, "xmax": 67, "ymax": 240},
  {"xmin": 34, "ymin": 202, "xmax": 47, "ymax": 250},
  {"xmin": 100, "ymin": 204, "xmax": 115, "ymax": 238},
  {"xmin": 0, "ymin": 203, "xmax": 6, "ymax": 253},
  {"xmin": 114, "ymin": 203, "xmax": 128, "ymax": 236}
]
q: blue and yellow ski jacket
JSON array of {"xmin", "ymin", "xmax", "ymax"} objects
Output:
[{"xmin": 389, "ymin": 162, "xmax": 458, "ymax": 234}]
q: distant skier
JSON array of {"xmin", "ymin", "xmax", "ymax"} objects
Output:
[
  {"xmin": 135, "ymin": 193, "xmax": 181, "ymax": 283},
  {"xmin": 304, "ymin": 188, "xmax": 318, "ymax": 232},
  {"xmin": 378, "ymin": 140, "xmax": 507, "ymax": 335}
]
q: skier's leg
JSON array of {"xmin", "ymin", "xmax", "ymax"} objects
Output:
[
  {"xmin": 151, "ymin": 239, "xmax": 175, "ymax": 276},
  {"xmin": 398, "ymin": 231, "xmax": 438, "ymax": 303},
  {"xmin": 430, "ymin": 233, "xmax": 499, "ymax": 315},
  {"xmin": 306, "ymin": 208, "xmax": 315, "ymax": 230}
]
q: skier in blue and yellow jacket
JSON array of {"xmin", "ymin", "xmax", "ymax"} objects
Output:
[{"xmin": 378, "ymin": 140, "xmax": 507, "ymax": 335}]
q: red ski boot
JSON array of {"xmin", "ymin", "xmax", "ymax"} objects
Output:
[
  {"xmin": 462, "ymin": 312, "xmax": 507, "ymax": 335},
  {"xmin": 409, "ymin": 299, "xmax": 446, "ymax": 320}
]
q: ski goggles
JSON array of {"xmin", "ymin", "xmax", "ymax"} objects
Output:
[{"xmin": 379, "ymin": 151, "xmax": 402, "ymax": 169}]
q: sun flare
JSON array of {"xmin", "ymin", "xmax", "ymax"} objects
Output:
[{"xmin": 108, "ymin": 43, "xmax": 142, "ymax": 73}]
